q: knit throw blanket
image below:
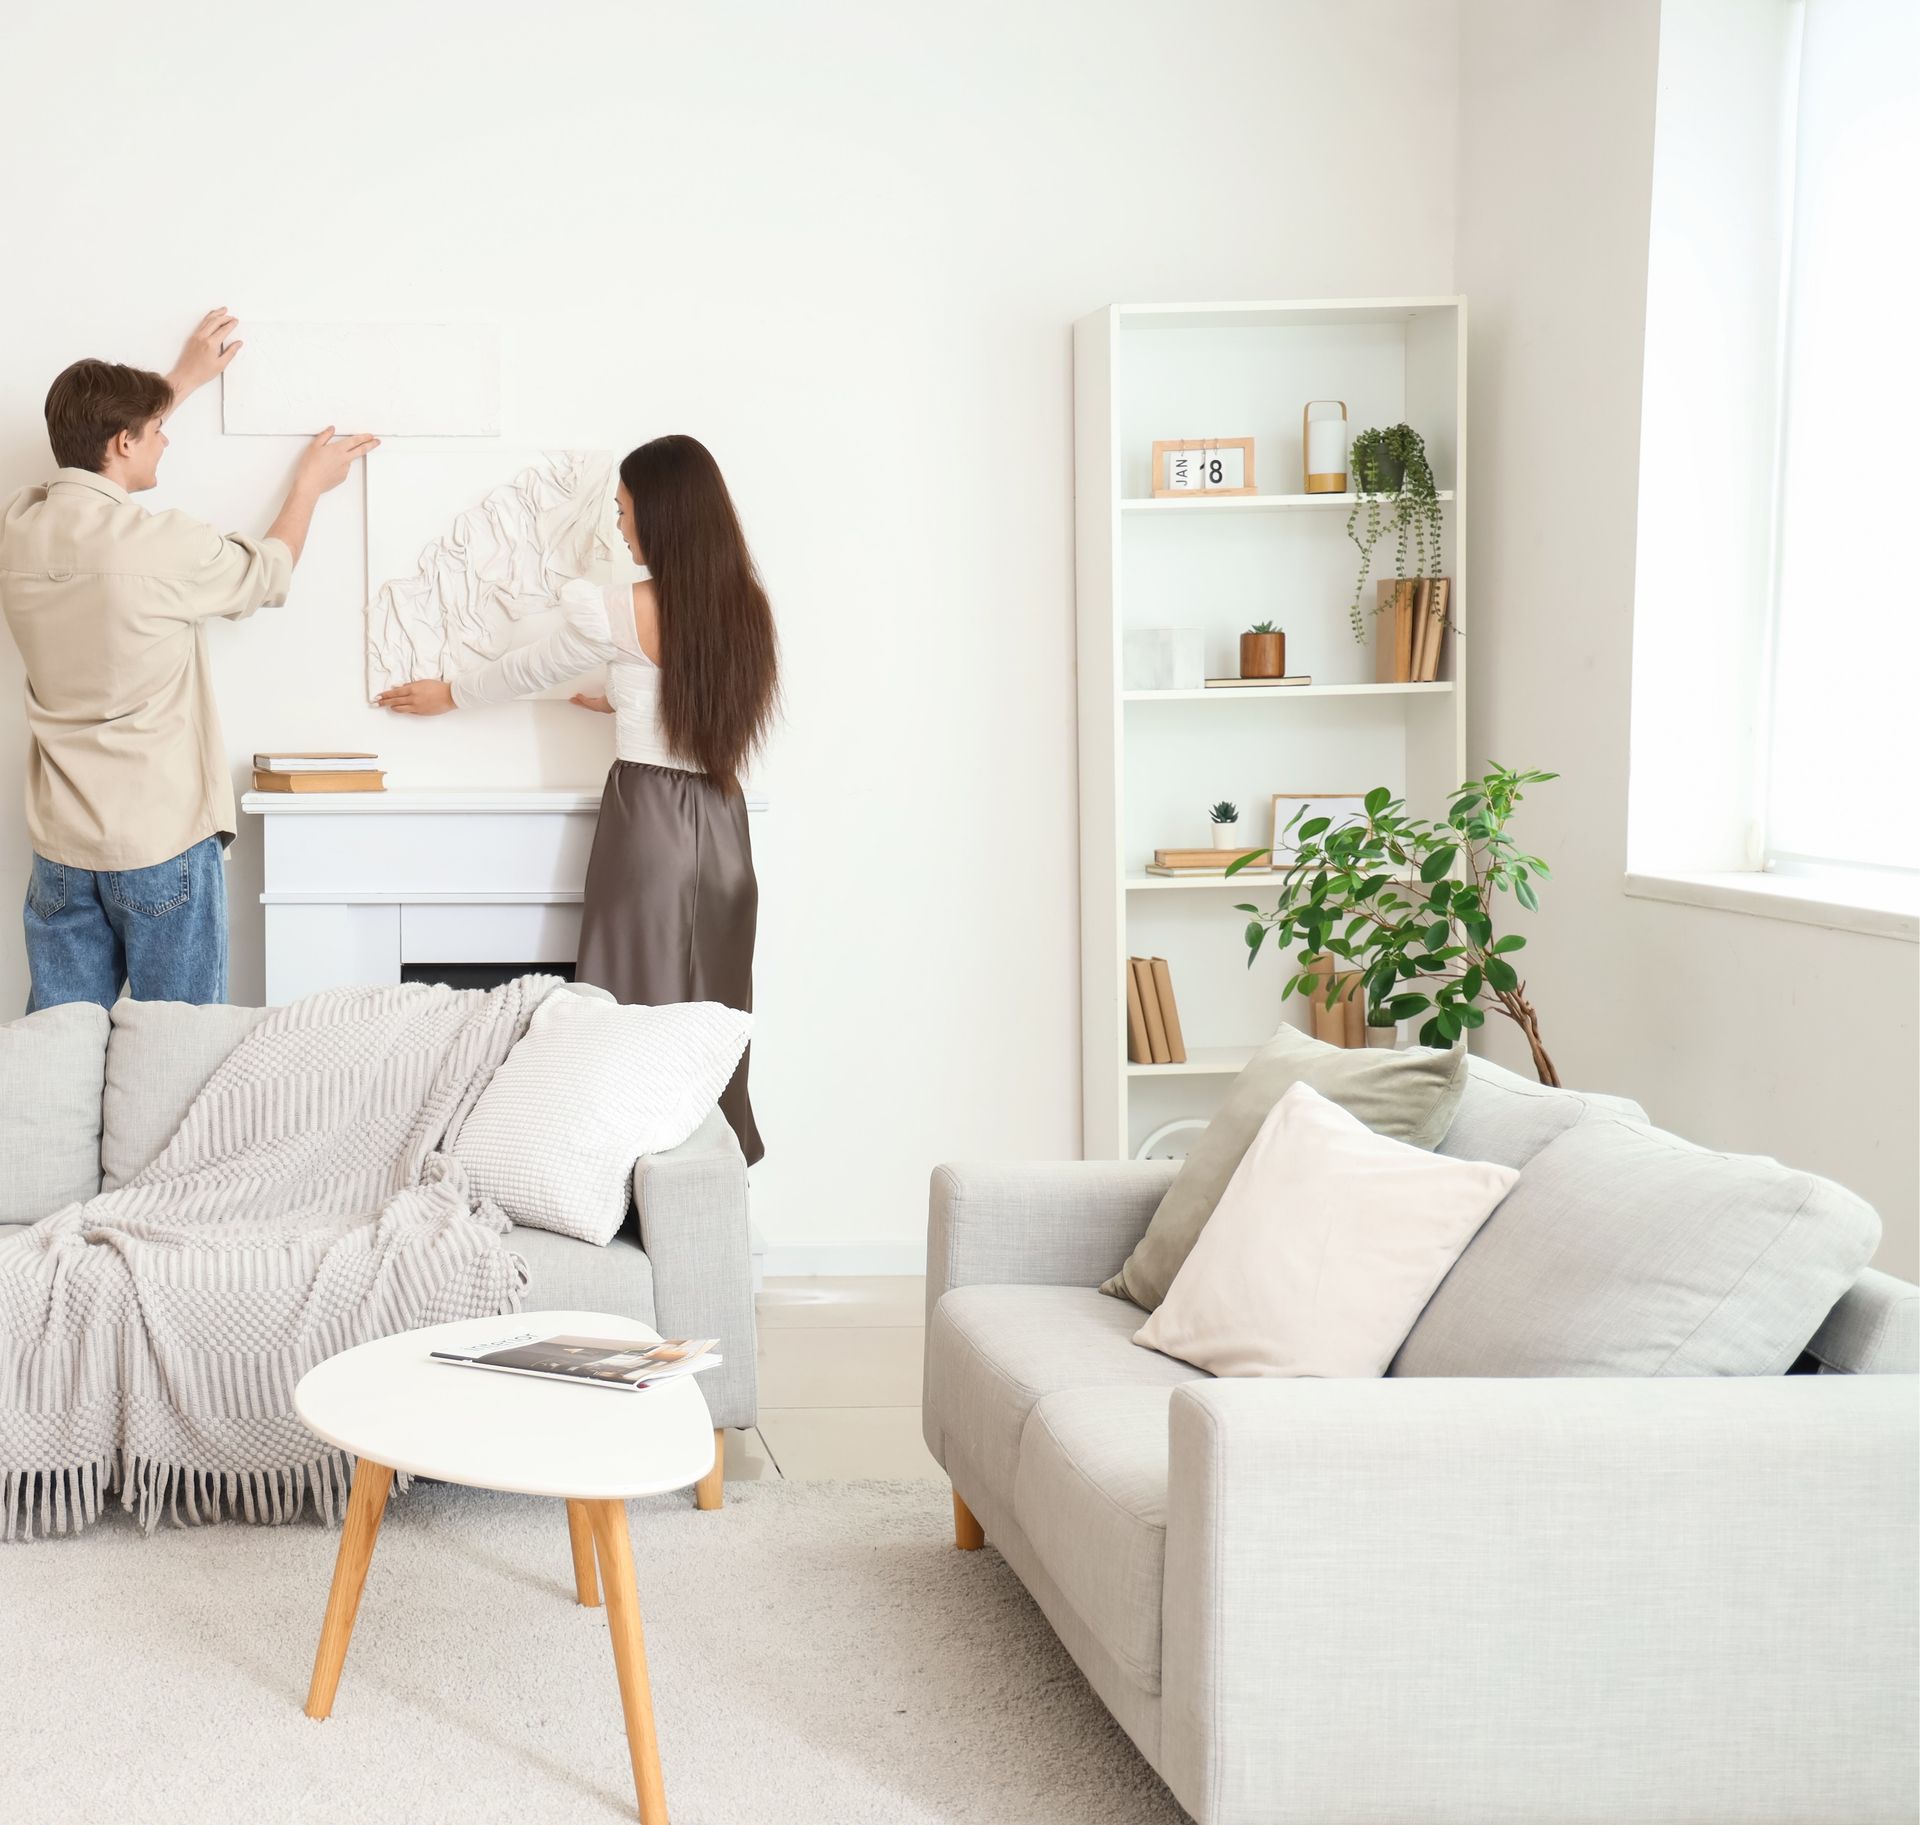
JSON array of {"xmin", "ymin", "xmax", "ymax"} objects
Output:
[{"xmin": 0, "ymin": 976, "xmax": 564, "ymax": 1541}]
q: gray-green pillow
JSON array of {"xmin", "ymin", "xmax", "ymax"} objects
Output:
[{"xmin": 1101, "ymin": 1026, "xmax": 1468, "ymax": 1312}]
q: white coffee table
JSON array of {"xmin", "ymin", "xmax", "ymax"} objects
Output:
[{"xmin": 294, "ymin": 1309, "xmax": 721, "ymax": 1824}]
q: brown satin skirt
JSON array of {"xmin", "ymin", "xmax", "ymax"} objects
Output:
[{"xmin": 575, "ymin": 760, "xmax": 763, "ymax": 1165}]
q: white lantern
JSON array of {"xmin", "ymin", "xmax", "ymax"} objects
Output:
[{"xmin": 1302, "ymin": 399, "xmax": 1348, "ymax": 494}]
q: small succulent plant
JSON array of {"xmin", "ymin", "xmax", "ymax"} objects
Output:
[
  {"xmin": 1208, "ymin": 800, "xmax": 1240, "ymax": 825},
  {"xmin": 1247, "ymin": 619, "xmax": 1279, "ymax": 635}
]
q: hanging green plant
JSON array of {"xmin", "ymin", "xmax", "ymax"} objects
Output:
[{"xmin": 1345, "ymin": 424, "xmax": 1445, "ymax": 642}]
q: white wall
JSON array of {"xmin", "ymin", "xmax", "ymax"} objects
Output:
[
  {"xmin": 1455, "ymin": 0, "xmax": 1919, "ymax": 1278},
  {"xmin": 0, "ymin": 1, "xmax": 1459, "ymax": 1269}
]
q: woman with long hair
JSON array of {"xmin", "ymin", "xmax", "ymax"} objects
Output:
[{"xmin": 379, "ymin": 435, "xmax": 778, "ymax": 1163}]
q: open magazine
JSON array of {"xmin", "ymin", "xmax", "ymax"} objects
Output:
[{"xmin": 430, "ymin": 1329, "xmax": 722, "ymax": 1393}]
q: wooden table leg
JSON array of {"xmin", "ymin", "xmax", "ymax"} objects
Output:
[
  {"xmin": 586, "ymin": 1498, "xmax": 671, "ymax": 1825},
  {"xmin": 566, "ymin": 1499, "xmax": 602, "ymax": 1607},
  {"xmin": 693, "ymin": 1428, "xmax": 725, "ymax": 1511},
  {"xmin": 305, "ymin": 1458, "xmax": 394, "ymax": 1719},
  {"xmin": 953, "ymin": 1488, "xmax": 985, "ymax": 1551}
]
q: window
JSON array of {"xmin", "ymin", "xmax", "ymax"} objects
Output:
[
  {"xmin": 1764, "ymin": 0, "xmax": 1920, "ymax": 880},
  {"xmin": 1628, "ymin": 0, "xmax": 1919, "ymax": 932}
]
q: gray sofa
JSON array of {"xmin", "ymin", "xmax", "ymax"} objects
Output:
[
  {"xmin": 1, "ymin": 995, "xmax": 757, "ymax": 1438},
  {"xmin": 924, "ymin": 1057, "xmax": 1919, "ymax": 1825}
]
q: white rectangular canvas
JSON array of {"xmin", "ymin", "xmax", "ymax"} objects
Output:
[
  {"xmin": 363, "ymin": 446, "xmax": 620, "ymax": 701},
  {"xmin": 221, "ymin": 322, "xmax": 501, "ymax": 436}
]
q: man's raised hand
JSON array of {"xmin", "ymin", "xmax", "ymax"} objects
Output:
[
  {"xmin": 295, "ymin": 429, "xmax": 381, "ymax": 495},
  {"xmin": 168, "ymin": 308, "xmax": 242, "ymax": 400}
]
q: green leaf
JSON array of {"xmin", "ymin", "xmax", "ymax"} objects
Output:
[
  {"xmin": 1417, "ymin": 1017, "xmax": 1445, "ymax": 1047},
  {"xmin": 1299, "ymin": 973, "xmax": 1320, "ymax": 998},
  {"xmin": 1386, "ymin": 992, "xmax": 1431, "ymax": 1019},
  {"xmin": 1425, "ymin": 920, "xmax": 1450, "ymax": 948},
  {"xmin": 1490, "ymin": 934, "xmax": 1527, "ymax": 953},
  {"xmin": 1234, "ymin": 903, "xmax": 1258, "ymax": 914},
  {"xmin": 1418, "ymin": 845, "xmax": 1457, "ymax": 883},
  {"xmin": 1484, "ymin": 957, "xmax": 1519, "ymax": 992},
  {"xmin": 1515, "ymin": 877, "xmax": 1540, "ymax": 912},
  {"xmin": 1460, "ymin": 964, "xmax": 1483, "ymax": 999},
  {"xmin": 1459, "ymin": 1004, "xmax": 1485, "ymax": 1028},
  {"xmin": 1297, "ymin": 816, "xmax": 1331, "ymax": 840},
  {"xmin": 1244, "ymin": 921, "xmax": 1266, "ymax": 950},
  {"xmin": 1448, "ymin": 793, "xmax": 1482, "ymax": 821},
  {"xmin": 1364, "ymin": 786, "xmax": 1392, "ymax": 817},
  {"xmin": 1436, "ymin": 1008, "xmax": 1462, "ymax": 1042}
]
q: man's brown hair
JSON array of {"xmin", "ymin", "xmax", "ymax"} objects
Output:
[{"xmin": 44, "ymin": 360, "xmax": 173, "ymax": 471}]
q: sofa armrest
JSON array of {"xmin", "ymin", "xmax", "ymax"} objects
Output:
[
  {"xmin": 633, "ymin": 1108, "xmax": 756, "ymax": 1429},
  {"xmin": 1161, "ymin": 1375, "xmax": 1919, "ymax": 1825},
  {"xmin": 1809, "ymin": 1267, "xmax": 1920, "ymax": 1375},
  {"xmin": 925, "ymin": 1158, "xmax": 1176, "ymax": 1325}
]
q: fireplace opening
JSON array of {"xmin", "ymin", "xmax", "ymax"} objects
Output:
[{"xmin": 400, "ymin": 962, "xmax": 578, "ymax": 993}]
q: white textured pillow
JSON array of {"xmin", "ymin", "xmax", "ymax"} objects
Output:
[
  {"xmin": 453, "ymin": 994, "xmax": 751, "ymax": 1244},
  {"xmin": 1135, "ymin": 1082, "xmax": 1519, "ymax": 1378}
]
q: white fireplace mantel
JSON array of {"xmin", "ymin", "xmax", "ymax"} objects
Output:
[{"xmin": 244, "ymin": 787, "xmax": 767, "ymax": 1002}]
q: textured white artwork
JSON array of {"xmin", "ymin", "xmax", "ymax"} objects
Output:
[
  {"xmin": 221, "ymin": 322, "xmax": 501, "ymax": 435},
  {"xmin": 363, "ymin": 447, "xmax": 619, "ymax": 700}
]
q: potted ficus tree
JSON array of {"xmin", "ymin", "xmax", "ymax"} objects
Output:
[
  {"xmin": 1346, "ymin": 423, "xmax": 1446, "ymax": 643},
  {"xmin": 1208, "ymin": 800, "xmax": 1242, "ymax": 850},
  {"xmin": 1228, "ymin": 764, "xmax": 1561, "ymax": 1083}
]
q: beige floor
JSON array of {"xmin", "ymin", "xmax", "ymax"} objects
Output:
[{"xmin": 723, "ymin": 1275, "xmax": 942, "ymax": 1485}]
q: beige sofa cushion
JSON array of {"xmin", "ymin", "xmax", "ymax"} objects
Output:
[
  {"xmin": 1135, "ymin": 1084, "xmax": 1518, "ymax": 1379},
  {"xmin": 0, "ymin": 1003, "xmax": 109, "ymax": 1220},
  {"xmin": 1015, "ymin": 1387, "xmax": 1176, "ymax": 1694},
  {"xmin": 928, "ymin": 1284, "xmax": 1205, "ymax": 1502},
  {"xmin": 101, "ymin": 1000, "xmax": 271, "ymax": 1190},
  {"xmin": 1102, "ymin": 1026, "xmax": 1469, "ymax": 1313},
  {"xmin": 1438, "ymin": 1054, "xmax": 1647, "ymax": 1170}
]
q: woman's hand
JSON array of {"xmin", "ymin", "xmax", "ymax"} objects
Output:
[
  {"xmin": 570, "ymin": 692, "xmax": 613, "ymax": 714},
  {"xmin": 378, "ymin": 680, "xmax": 457, "ymax": 715}
]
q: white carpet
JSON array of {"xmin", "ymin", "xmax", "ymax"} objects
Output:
[{"xmin": 0, "ymin": 1477, "xmax": 1187, "ymax": 1824}]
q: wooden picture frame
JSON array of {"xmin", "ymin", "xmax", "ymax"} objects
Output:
[
  {"xmin": 1151, "ymin": 437, "xmax": 1256, "ymax": 498},
  {"xmin": 1271, "ymin": 792, "xmax": 1368, "ymax": 855}
]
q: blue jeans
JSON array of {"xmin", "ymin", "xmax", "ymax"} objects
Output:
[{"xmin": 23, "ymin": 837, "xmax": 228, "ymax": 1011}]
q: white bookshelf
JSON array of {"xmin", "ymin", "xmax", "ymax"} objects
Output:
[{"xmin": 1074, "ymin": 297, "xmax": 1468, "ymax": 1159}]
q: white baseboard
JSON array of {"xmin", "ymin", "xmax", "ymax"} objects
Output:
[{"xmin": 761, "ymin": 1243, "xmax": 928, "ymax": 1278}]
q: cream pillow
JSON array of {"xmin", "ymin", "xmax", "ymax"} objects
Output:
[
  {"xmin": 452, "ymin": 993, "xmax": 751, "ymax": 1245},
  {"xmin": 1135, "ymin": 1082, "xmax": 1519, "ymax": 1378}
]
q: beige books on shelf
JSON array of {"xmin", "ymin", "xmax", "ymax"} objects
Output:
[
  {"xmin": 1125, "ymin": 957, "xmax": 1187, "ymax": 1065},
  {"xmin": 1415, "ymin": 577, "xmax": 1450, "ymax": 681},
  {"xmin": 1374, "ymin": 578, "xmax": 1451, "ymax": 683},
  {"xmin": 251, "ymin": 769, "xmax": 386, "ymax": 793},
  {"xmin": 1203, "ymin": 675, "xmax": 1313, "ymax": 689},
  {"xmin": 1136, "ymin": 963, "xmax": 1182, "ymax": 1066},
  {"xmin": 1133, "ymin": 959, "xmax": 1171, "ymax": 1063},
  {"xmin": 1125, "ymin": 960, "xmax": 1151, "ymax": 1063},
  {"xmin": 253, "ymin": 752, "xmax": 381, "ymax": 772},
  {"xmin": 1153, "ymin": 847, "xmax": 1272, "ymax": 870}
]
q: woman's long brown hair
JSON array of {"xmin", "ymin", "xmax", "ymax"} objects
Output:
[{"xmin": 620, "ymin": 435, "xmax": 779, "ymax": 788}]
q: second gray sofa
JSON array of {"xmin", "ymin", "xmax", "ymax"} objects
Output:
[
  {"xmin": 1, "ymin": 993, "xmax": 758, "ymax": 1435},
  {"xmin": 924, "ymin": 1056, "xmax": 1919, "ymax": 1825}
]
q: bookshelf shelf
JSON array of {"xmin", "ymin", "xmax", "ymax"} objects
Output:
[
  {"xmin": 1125, "ymin": 1046, "xmax": 1257, "ymax": 1078},
  {"xmin": 1076, "ymin": 294, "xmax": 1467, "ymax": 1158},
  {"xmin": 1123, "ymin": 682, "xmax": 1452, "ymax": 703},
  {"xmin": 1120, "ymin": 489, "xmax": 1455, "ymax": 514},
  {"xmin": 1125, "ymin": 873, "xmax": 1280, "ymax": 892}
]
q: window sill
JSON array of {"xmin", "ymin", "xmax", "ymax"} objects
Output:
[{"xmin": 1624, "ymin": 870, "xmax": 1920, "ymax": 942}]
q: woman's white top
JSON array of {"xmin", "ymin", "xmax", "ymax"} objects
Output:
[{"xmin": 449, "ymin": 575, "xmax": 691, "ymax": 772}]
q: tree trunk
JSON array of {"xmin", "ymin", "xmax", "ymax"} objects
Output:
[{"xmin": 1496, "ymin": 987, "xmax": 1560, "ymax": 1087}]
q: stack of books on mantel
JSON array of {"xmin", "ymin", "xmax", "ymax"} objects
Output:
[
  {"xmin": 1125, "ymin": 957, "xmax": 1188, "ymax": 1065},
  {"xmin": 252, "ymin": 752, "xmax": 387, "ymax": 793},
  {"xmin": 1145, "ymin": 846, "xmax": 1277, "ymax": 878}
]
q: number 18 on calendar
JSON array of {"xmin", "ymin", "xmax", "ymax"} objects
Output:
[{"xmin": 1150, "ymin": 436, "xmax": 1256, "ymax": 498}]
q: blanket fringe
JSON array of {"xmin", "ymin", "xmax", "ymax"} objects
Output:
[{"xmin": 2, "ymin": 1446, "xmax": 366, "ymax": 1542}]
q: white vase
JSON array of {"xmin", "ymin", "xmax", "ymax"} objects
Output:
[{"xmin": 1211, "ymin": 824, "xmax": 1243, "ymax": 850}]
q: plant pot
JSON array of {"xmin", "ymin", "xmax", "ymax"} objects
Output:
[
  {"xmin": 1211, "ymin": 824, "xmax": 1245, "ymax": 850},
  {"xmin": 1365, "ymin": 1024, "xmax": 1398, "ymax": 1049},
  {"xmin": 1239, "ymin": 631, "xmax": 1286, "ymax": 678},
  {"xmin": 1353, "ymin": 449, "xmax": 1405, "ymax": 493}
]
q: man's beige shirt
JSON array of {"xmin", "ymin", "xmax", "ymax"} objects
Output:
[{"xmin": 0, "ymin": 469, "xmax": 292, "ymax": 872}]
